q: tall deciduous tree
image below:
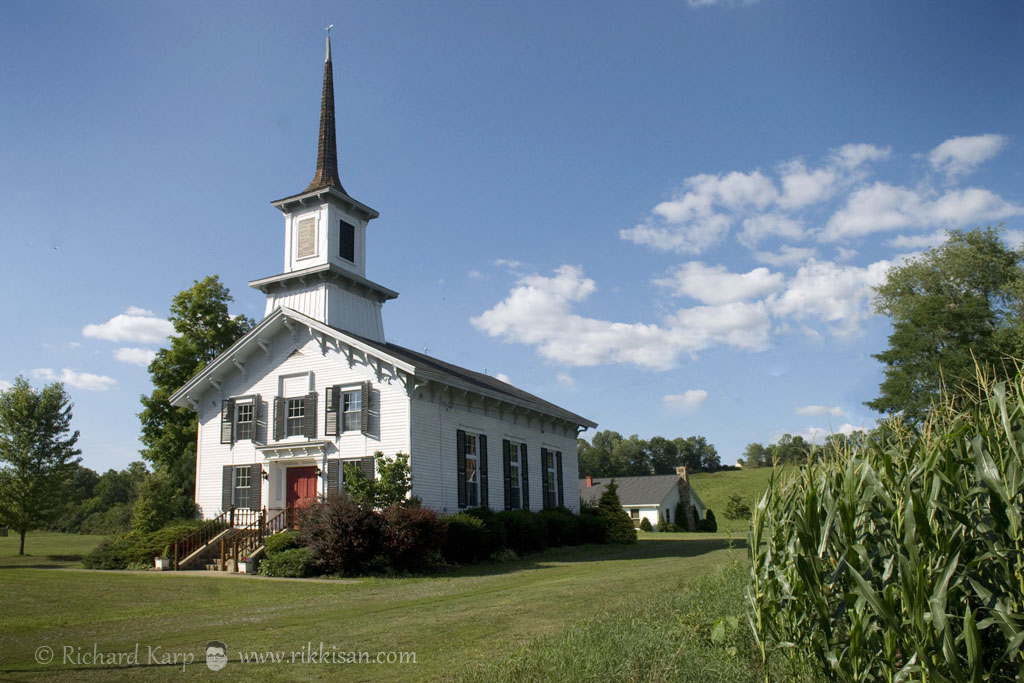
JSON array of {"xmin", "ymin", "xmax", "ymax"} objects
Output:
[
  {"xmin": 138, "ymin": 276, "xmax": 253, "ymax": 521},
  {"xmin": 868, "ymin": 227, "xmax": 1024, "ymax": 421},
  {"xmin": 0, "ymin": 377, "xmax": 81, "ymax": 554}
]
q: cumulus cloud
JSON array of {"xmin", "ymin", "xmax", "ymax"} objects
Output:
[
  {"xmin": 753, "ymin": 245, "xmax": 818, "ymax": 267},
  {"xmin": 494, "ymin": 373, "xmax": 512, "ymax": 384},
  {"xmin": 83, "ymin": 307, "xmax": 174, "ymax": 344},
  {"xmin": 662, "ymin": 390, "xmax": 708, "ymax": 411},
  {"xmin": 768, "ymin": 259, "xmax": 892, "ymax": 336},
  {"xmin": 654, "ymin": 262, "xmax": 784, "ymax": 304},
  {"xmin": 886, "ymin": 229, "xmax": 949, "ymax": 250},
  {"xmin": 622, "ymin": 143, "xmax": 892, "ymax": 254},
  {"xmin": 0, "ymin": 380, "xmax": 11, "ymax": 391},
  {"xmin": 928, "ymin": 134, "xmax": 1007, "ymax": 177},
  {"xmin": 556, "ymin": 372, "xmax": 575, "ymax": 388},
  {"xmin": 471, "ymin": 265, "xmax": 773, "ymax": 369},
  {"xmin": 30, "ymin": 368, "xmax": 117, "ymax": 391},
  {"xmin": 796, "ymin": 405, "xmax": 845, "ymax": 417},
  {"xmin": 822, "ymin": 183, "xmax": 1023, "ymax": 241},
  {"xmin": 114, "ymin": 347, "xmax": 157, "ymax": 367}
]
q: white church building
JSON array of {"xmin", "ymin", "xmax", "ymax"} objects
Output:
[{"xmin": 169, "ymin": 36, "xmax": 595, "ymax": 520}]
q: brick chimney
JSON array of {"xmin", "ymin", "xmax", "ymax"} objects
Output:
[
  {"xmin": 586, "ymin": 476, "xmax": 593, "ymax": 487},
  {"xmin": 675, "ymin": 465, "xmax": 689, "ymax": 482}
]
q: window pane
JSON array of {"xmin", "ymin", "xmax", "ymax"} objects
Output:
[
  {"xmin": 339, "ymin": 220, "xmax": 355, "ymax": 262},
  {"xmin": 286, "ymin": 398, "xmax": 305, "ymax": 437},
  {"xmin": 236, "ymin": 403, "xmax": 253, "ymax": 441},
  {"xmin": 342, "ymin": 391, "xmax": 361, "ymax": 432}
]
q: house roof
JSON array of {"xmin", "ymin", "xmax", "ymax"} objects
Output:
[
  {"xmin": 168, "ymin": 306, "xmax": 596, "ymax": 429},
  {"xmin": 579, "ymin": 474, "xmax": 693, "ymax": 507}
]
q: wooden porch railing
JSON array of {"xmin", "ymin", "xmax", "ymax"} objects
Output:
[
  {"xmin": 171, "ymin": 507, "xmax": 264, "ymax": 570},
  {"xmin": 227, "ymin": 507, "xmax": 291, "ymax": 570}
]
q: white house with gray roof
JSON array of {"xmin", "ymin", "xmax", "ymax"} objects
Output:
[
  {"xmin": 169, "ymin": 35, "xmax": 595, "ymax": 520},
  {"xmin": 579, "ymin": 469, "xmax": 705, "ymax": 529}
]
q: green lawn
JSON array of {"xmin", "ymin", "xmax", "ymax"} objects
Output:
[
  {"xmin": 690, "ymin": 466, "xmax": 784, "ymax": 534},
  {"xmin": 0, "ymin": 534, "xmax": 741, "ymax": 682},
  {"xmin": 0, "ymin": 530, "xmax": 106, "ymax": 568}
]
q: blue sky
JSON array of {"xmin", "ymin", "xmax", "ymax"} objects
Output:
[{"xmin": 2, "ymin": 1, "xmax": 1022, "ymax": 472}]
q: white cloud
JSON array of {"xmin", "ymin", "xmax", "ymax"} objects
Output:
[
  {"xmin": 928, "ymin": 134, "xmax": 1007, "ymax": 176},
  {"xmin": 768, "ymin": 259, "xmax": 892, "ymax": 336},
  {"xmin": 467, "ymin": 270, "xmax": 485, "ymax": 280},
  {"xmin": 822, "ymin": 183, "xmax": 1022, "ymax": 241},
  {"xmin": 114, "ymin": 347, "xmax": 157, "ymax": 367},
  {"xmin": 494, "ymin": 373, "xmax": 512, "ymax": 384},
  {"xmin": 753, "ymin": 245, "xmax": 818, "ymax": 267},
  {"xmin": 1004, "ymin": 230, "xmax": 1024, "ymax": 250},
  {"xmin": 777, "ymin": 160, "xmax": 838, "ymax": 209},
  {"xmin": 67, "ymin": 341, "xmax": 81, "ymax": 350},
  {"xmin": 832, "ymin": 143, "xmax": 892, "ymax": 169},
  {"xmin": 834, "ymin": 247, "xmax": 858, "ymax": 262},
  {"xmin": 886, "ymin": 229, "xmax": 949, "ymax": 250},
  {"xmin": 494, "ymin": 259, "xmax": 523, "ymax": 269},
  {"xmin": 83, "ymin": 307, "xmax": 174, "ymax": 345},
  {"xmin": 472, "ymin": 265, "xmax": 773, "ymax": 370},
  {"xmin": 30, "ymin": 368, "xmax": 117, "ymax": 391},
  {"xmin": 655, "ymin": 262, "xmax": 783, "ymax": 304},
  {"xmin": 556, "ymin": 372, "xmax": 575, "ymax": 388},
  {"xmin": 0, "ymin": 380, "xmax": 11, "ymax": 391},
  {"xmin": 796, "ymin": 405, "xmax": 845, "ymax": 417},
  {"xmin": 662, "ymin": 390, "xmax": 708, "ymax": 411},
  {"xmin": 739, "ymin": 214, "xmax": 806, "ymax": 247}
]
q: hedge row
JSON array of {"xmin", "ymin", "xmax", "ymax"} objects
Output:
[{"xmin": 82, "ymin": 519, "xmax": 206, "ymax": 569}]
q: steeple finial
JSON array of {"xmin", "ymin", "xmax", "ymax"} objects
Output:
[{"xmin": 305, "ymin": 25, "xmax": 344, "ymax": 193}]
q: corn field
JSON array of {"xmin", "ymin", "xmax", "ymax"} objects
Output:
[{"xmin": 748, "ymin": 376, "xmax": 1024, "ymax": 682}]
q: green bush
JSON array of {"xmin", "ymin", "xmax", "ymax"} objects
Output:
[
  {"xmin": 596, "ymin": 481, "xmax": 637, "ymax": 544},
  {"xmin": 497, "ymin": 510, "xmax": 548, "ymax": 555},
  {"xmin": 443, "ymin": 513, "xmax": 487, "ymax": 564},
  {"xmin": 463, "ymin": 506, "xmax": 508, "ymax": 556},
  {"xmin": 749, "ymin": 376, "xmax": 1024, "ymax": 681},
  {"xmin": 258, "ymin": 547, "xmax": 312, "ymax": 578},
  {"xmin": 696, "ymin": 509, "xmax": 717, "ymax": 532},
  {"xmin": 82, "ymin": 519, "xmax": 205, "ymax": 569},
  {"xmin": 674, "ymin": 500, "xmax": 690, "ymax": 531},
  {"xmin": 537, "ymin": 507, "xmax": 581, "ymax": 546},
  {"xmin": 264, "ymin": 530, "xmax": 302, "ymax": 555},
  {"xmin": 639, "ymin": 517, "xmax": 653, "ymax": 532},
  {"xmin": 578, "ymin": 506, "xmax": 609, "ymax": 544}
]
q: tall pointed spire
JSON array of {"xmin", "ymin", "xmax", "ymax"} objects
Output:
[{"xmin": 306, "ymin": 27, "xmax": 345, "ymax": 193}]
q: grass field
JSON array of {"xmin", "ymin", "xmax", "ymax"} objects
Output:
[
  {"xmin": 0, "ymin": 533, "xmax": 745, "ymax": 682},
  {"xmin": 0, "ymin": 531, "xmax": 106, "ymax": 568},
  {"xmin": 690, "ymin": 466, "xmax": 782, "ymax": 534}
]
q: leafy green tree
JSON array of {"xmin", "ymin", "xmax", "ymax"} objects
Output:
[
  {"xmin": 342, "ymin": 452, "xmax": 412, "ymax": 509},
  {"xmin": 578, "ymin": 430, "xmax": 627, "ymax": 477},
  {"xmin": 647, "ymin": 436, "xmax": 678, "ymax": 474},
  {"xmin": 724, "ymin": 493, "xmax": 751, "ymax": 521},
  {"xmin": 869, "ymin": 227, "xmax": 1024, "ymax": 421},
  {"xmin": 675, "ymin": 435, "xmax": 720, "ymax": 471},
  {"xmin": 0, "ymin": 377, "xmax": 81, "ymax": 554},
  {"xmin": 613, "ymin": 434, "xmax": 650, "ymax": 476},
  {"xmin": 138, "ymin": 276, "xmax": 253, "ymax": 523},
  {"xmin": 740, "ymin": 442, "xmax": 768, "ymax": 468}
]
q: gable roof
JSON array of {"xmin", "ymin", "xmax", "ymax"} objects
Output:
[
  {"xmin": 579, "ymin": 474, "xmax": 685, "ymax": 507},
  {"xmin": 168, "ymin": 306, "xmax": 596, "ymax": 429}
]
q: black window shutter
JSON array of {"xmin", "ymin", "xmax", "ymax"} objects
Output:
[
  {"xmin": 220, "ymin": 399, "xmax": 235, "ymax": 444},
  {"xmin": 361, "ymin": 381, "xmax": 371, "ymax": 434},
  {"xmin": 479, "ymin": 435, "xmax": 489, "ymax": 509},
  {"xmin": 273, "ymin": 397, "xmax": 285, "ymax": 441},
  {"xmin": 520, "ymin": 443, "xmax": 529, "ymax": 511},
  {"xmin": 221, "ymin": 466, "xmax": 233, "ymax": 511},
  {"xmin": 327, "ymin": 460, "xmax": 340, "ymax": 498},
  {"xmin": 502, "ymin": 440, "xmax": 512, "ymax": 510},
  {"xmin": 304, "ymin": 392, "xmax": 317, "ymax": 439},
  {"xmin": 253, "ymin": 394, "xmax": 264, "ymax": 445},
  {"xmin": 556, "ymin": 451, "xmax": 564, "ymax": 508},
  {"xmin": 456, "ymin": 429, "xmax": 467, "ymax": 509},
  {"xmin": 325, "ymin": 386, "xmax": 340, "ymax": 436},
  {"xmin": 359, "ymin": 456, "xmax": 375, "ymax": 481},
  {"xmin": 251, "ymin": 464, "xmax": 263, "ymax": 510}
]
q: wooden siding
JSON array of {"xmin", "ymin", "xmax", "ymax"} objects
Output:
[
  {"xmin": 193, "ymin": 325, "xmax": 410, "ymax": 518},
  {"xmin": 408, "ymin": 390, "xmax": 580, "ymax": 513}
]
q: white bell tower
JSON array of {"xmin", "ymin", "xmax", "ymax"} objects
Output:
[{"xmin": 249, "ymin": 31, "xmax": 397, "ymax": 342}]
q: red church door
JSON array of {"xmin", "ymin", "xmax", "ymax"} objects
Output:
[{"xmin": 286, "ymin": 467, "xmax": 318, "ymax": 526}]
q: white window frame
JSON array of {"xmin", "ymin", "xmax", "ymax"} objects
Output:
[
  {"xmin": 341, "ymin": 386, "xmax": 362, "ymax": 433},
  {"xmin": 233, "ymin": 398, "xmax": 255, "ymax": 442},
  {"xmin": 285, "ymin": 397, "xmax": 306, "ymax": 438},
  {"xmin": 234, "ymin": 466, "xmax": 252, "ymax": 509},
  {"xmin": 507, "ymin": 440, "xmax": 523, "ymax": 509},
  {"xmin": 464, "ymin": 433, "xmax": 479, "ymax": 508}
]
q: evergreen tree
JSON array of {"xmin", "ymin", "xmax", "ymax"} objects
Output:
[{"xmin": 596, "ymin": 480, "xmax": 636, "ymax": 544}]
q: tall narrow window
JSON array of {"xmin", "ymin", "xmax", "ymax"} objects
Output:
[
  {"xmin": 464, "ymin": 433, "xmax": 479, "ymax": 507},
  {"xmin": 286, "ymin": 397, "xmax": 305, "ymax": 437},
  {"xmin": 509, "ymin": 445, "xmax": 521, "ymax": 509},
  {"xmin": 342, "ymin": 389, "xmax": 361, "ymax": 432},
  {"xmin": 234, "ymin": 466, "xmax": 252, "ymax": 509},
  {"xmin": 339, "ymin": 219, "xmax": 355, "ymax": 262},
  {"xmin": 235, "ymin": 402, "xmax": 254, "ymax": 441}
]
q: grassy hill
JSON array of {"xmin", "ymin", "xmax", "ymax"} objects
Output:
[{"xmin": 689, "ymin": 466, "xmax": 783, "ymax": 534}]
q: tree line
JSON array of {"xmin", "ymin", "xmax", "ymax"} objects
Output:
[{"xmin": 577, "ymin": 430, "xmax": 722, "ymax": 477}]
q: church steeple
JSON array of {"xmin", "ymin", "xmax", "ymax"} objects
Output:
[{"xmin": 305, "ymin": 30, "xmax": 344, "ymax": 193}]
